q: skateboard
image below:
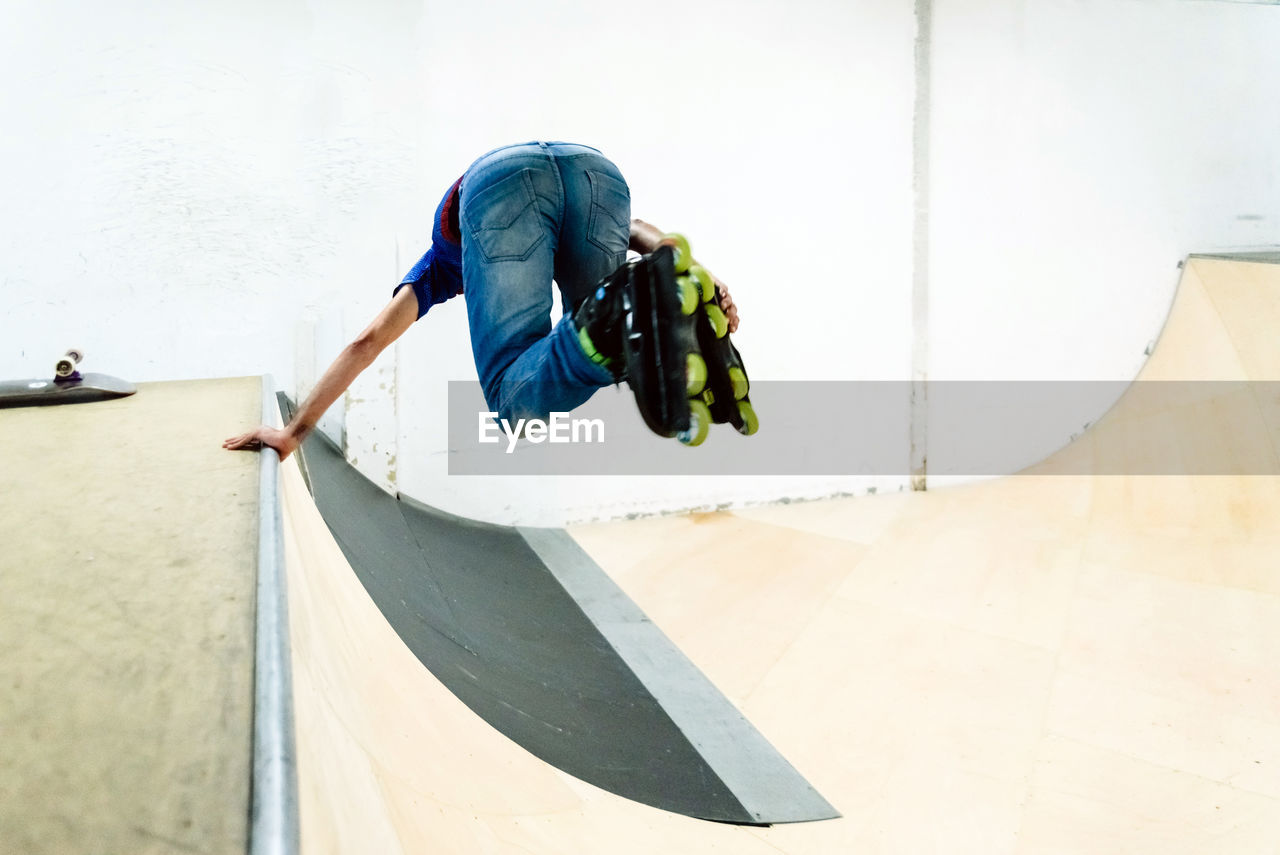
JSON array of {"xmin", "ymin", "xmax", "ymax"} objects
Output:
[
  {"xmin": 623, "ymin": 234, "xmax": 758, "ymax": 446},
  {"xmin": 0, "ymin": 349, "xmax": 137, "ymax": 409}
]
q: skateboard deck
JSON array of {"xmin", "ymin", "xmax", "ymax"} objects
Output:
[{"xmin": 0, "ymin": 350, "xmax": 137, "ymax": 409}]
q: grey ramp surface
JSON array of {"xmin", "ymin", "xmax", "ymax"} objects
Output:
[
  {"xmin": 288, "ymin": 398, "xmax": 836, "ymax": 825},
  {"xmin": 1191, "ymin": 250, "xmax": 1280, "ymax": 264},
  {"xmin": 520, "ymin": 526, "xmax": 840, "ymax": 824}
]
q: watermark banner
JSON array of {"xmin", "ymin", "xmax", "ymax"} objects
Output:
[{"xmin": 446, "ymin": 380, "xmax": 1280, "ymax": 476}]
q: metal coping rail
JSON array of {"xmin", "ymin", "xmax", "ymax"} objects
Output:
[{"xmin": 250, "ymin": 375, "xmax": 300, "ymax": 855}]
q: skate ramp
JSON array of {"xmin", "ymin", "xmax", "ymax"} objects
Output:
[
  {"xmin": 287, "ymin": 256, "xmax": 1280, "ymax": 853},
  {"xmin": 0, "ymin": 378, "xmax": 269, "ymax": 855},
  {"xmin": 287, "ymin": 417, "xmax": 835, "ymax": 826},
  {"xmin": 7, "ymin": 258, "xmax": 1274, "ymax": 853},
  {"xmin": 1025, "ymin": 255, "xmax": 1280, "ymax": 476}
]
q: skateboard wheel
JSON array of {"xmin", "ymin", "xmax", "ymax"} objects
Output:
[
  {"xmin": 736, "ymin": 400, "xmax": 759, "ymax": 436},
  {"xmin": 678, "ymin": 400, "xmax": 712, "ymax": 446},
  {"xmin": 663, "ymin": 233, "xmax": 692, "ymax": 274},
  {"xmin": 727, "ymin": 366, "xmax": 749, "ymax": 400},
  {"xmin": 689, "ymin": 265, "xmax": 714, "ymax": 303},
  {"xmin": 686, "ymin": 352, "xmax": 707, "ymax": 396},
  {"xmin": 55, "ymin": 348, "xmax": 84, "ymax": 379},
  {"xmin": 704, "ymin": 303, "xmax": 729, "ymax": 339},
  {"xmin": 677, "ymin": 276, "xmax": 700, "ymax": 315}
]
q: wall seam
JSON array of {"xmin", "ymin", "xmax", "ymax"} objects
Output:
[{"xmin": 910, "ymin": 0, "xmax": 933, "ymax": 491}]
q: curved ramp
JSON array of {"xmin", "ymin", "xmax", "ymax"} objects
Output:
[
  {"xmin": 290, "ymin": 420, "xmax": 836, "ymax": 825},
  {"xmin": 287, "ymin": 257, "xmax": 1280, "ymax": 853},
  {"xmin": 1027, "ymin": 255, "xmax": 1280, "ymax": 476}
]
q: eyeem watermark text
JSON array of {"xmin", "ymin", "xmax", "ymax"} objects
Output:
[{"xmin": 479, "ymin": 412, "xmax": 605, "ymax": 453}]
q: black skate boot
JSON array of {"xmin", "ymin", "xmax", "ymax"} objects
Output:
[
  {"xmin": 575, "ymin": 233, "xmax": 758, "ymax": 445},
  {"xmin": 666, "ymin": 234, "xmax": 758, "ymax": 441},
  {"xmin": 618, "ymin": 233, "xmax": 759, "ymax": 445},
  {"xmin": 572, "ymin": 262, "xmax": 631, "ymax": 380},
  {"xmin": 617, "ymin": 242, "xmax": 702, "ymax": 442}
]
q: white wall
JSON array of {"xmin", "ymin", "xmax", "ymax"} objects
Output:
[
  {"xmin": 926, "ymin": 0, "xmax": 1280, "ymax": 479},
  {"xmin": 0, "ymin": 0, "xmax": 917, "ymax": 524},
  {"xmin": 0, "ymin": 0, "xmax": 425, "ymax": 385},
  {"xmin": 2, "ymin": 1, "xmax": 1277, "ymax": 522},
  {"xmin": 390, "ymin": 0, "xmax": 918, "ymax": 523}
]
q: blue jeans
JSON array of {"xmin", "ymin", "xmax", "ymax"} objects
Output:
[{"xmin": 460, "ymin": 141, "xmax": 631, "ymax": 422}]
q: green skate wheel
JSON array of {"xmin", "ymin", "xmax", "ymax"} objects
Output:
[
  {"xmin": 736, "ymin": 400, "xmax": 759, "ymax": 436},
  {"xmin": 686, "ymin": 352, "xmax": 707, "ymax": 396},
  {"xmin": 704, "ymin": 303, "xmax": 729, "ymax": 339},
  {"xmin": 663, "ymin": 232, "xmax": 692, "ymax": 274},
  {"xmin": 689, "ymin": 265, "xmax": 714, "ymax": 303},
  {"xmin": 678, "ymin": 400, "xmax": 712, "ymax": 446},
  {"xmin": 727, "ymin": 366, "xmax": 749, "ymax": 400},
  {"xmin": 677, "ymin": 276, "xmax": 700, "ymax": 315}
]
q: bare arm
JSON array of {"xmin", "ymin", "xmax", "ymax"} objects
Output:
[
  {"xmin": 629, "ymin": 218, "xmax": 739, "ymax": 332},
  {"xmin": 223, "ymin": 286, "xmax": 420, "ymax": 459},
  {"xmin": 628, "ymin": 218, "xmax": 671, "ymax": 255}
]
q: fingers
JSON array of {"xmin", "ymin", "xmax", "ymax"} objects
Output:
[
  {"xmin": 222, "ymin": 426, "xmax": 293, "ymax": 459},
  {"xmin": 714, "ymin": 280, "xmax": 740, "ymax": 333},
  {"xmin": 222, "ymin": 429, "xmax": 264, "ymax": 451}
]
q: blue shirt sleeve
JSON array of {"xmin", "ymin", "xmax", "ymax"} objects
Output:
[
  {"xmin": 394, "ymin": 247, "xmax": 438, "ymax": 319},
  {"xmin": 394, "ymin": 177, "xmax": 466, "ymax": 320}
]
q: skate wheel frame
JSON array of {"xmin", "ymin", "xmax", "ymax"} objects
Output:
[
  {"xmin": 627, "ymin": 232, "xmax": 757, "ymax": 444},
  {"xmin": 679, "ymin": 234, "xmax": 758, "ymax": 438}
]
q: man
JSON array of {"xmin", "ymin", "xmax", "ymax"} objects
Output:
[{"xmin": 223, "ymin": 141, "xmax": 740, "ymax": 460}]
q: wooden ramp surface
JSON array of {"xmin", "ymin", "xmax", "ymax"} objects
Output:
[
  {"xmin": 0, "ymin": 377, "xmax": 262, "ymax": 855},
  {"xmin": 288, "ymin": 258, "xmax": 1280, "ymax": 854}
]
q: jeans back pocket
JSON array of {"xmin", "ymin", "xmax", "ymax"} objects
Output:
[
  {"xmin": 466, "ymin": 168, "xmax": 546, "ymax": 263},
  {"xmin": 586, "ymin": 169, "xmax": 631, "ymax": 257}
]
